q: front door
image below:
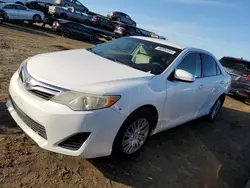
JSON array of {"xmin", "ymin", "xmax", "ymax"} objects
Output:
[
  {"xmin": 163, "ymin": 53, "xmax": 202, "ymax": 129},
  {"xmin": 15, "ymin": 5, "xmax": 30, "ymax": 20}
]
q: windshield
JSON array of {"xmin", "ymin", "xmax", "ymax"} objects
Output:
[
  {"xmin": 220, "ymin": 58, "xmax": 250, "ymax": 75},
  {"xmin": 89, "ymin": 37, "xmax": 182, "ymax": 74}
]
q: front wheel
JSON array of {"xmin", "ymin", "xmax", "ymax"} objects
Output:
[
  {"xmin": 112, "ymin": 109, "xmax": 153, "ymax": 156},
  {"xmin": 33, "ymin": 14, "xmax": 41, "ymax": 22}
]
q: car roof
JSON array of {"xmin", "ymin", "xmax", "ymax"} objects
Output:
[
  {"xmin": 131, "ymin": 36, "xmax": 186, "ymax": 50},
  {"xmin": 221, "ymin": 56, "xmax": 250, "ymax": 63}
]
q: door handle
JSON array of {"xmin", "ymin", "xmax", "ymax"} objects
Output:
[
  {"xmin": 220, "ymin": 80, "xmax": 225, "ymax": 85},
  {"xmin": 199, "ymin": 85, "xmax": 204, "ymax": 89}
]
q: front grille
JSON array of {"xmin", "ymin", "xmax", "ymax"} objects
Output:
[
  {"xmin": 11, "ymin": 97, "xmax": 47, "ymax": 140},
  {"xmin": 19, "ymin": 65, "xmax": 65, "ymax": 101},
  {"xmin": 58, "ymin": 133, "xmax": 90, "ymax": 150},
  {"xmin": 29, "ymin": 89, "xmax": 55, "ymax": 100}
]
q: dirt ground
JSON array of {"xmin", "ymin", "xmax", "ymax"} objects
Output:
[{"xmin": 0, "ymin": 22, "xmax": 250, "ymax": 188}]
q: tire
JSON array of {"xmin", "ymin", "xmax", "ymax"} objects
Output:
[
  {"xmin": 245, "ymin": 98, "xmax": 250, "ymax": 105},
  {"xmin": 207, "ymin": 97, "xmax": 224, "ymax": 122},
  {"xmin": 89, "ymin": 35, "xmax": 98, "ymax": 43},
  {"xmin": 112, "ymin": 109, "xmax": 153, "ymax": 157},
  {"xmin": 0, "ymin": 15, "xmax": 3, "ymax": 24},
  {"xmin": 60, "ymin": 13, "xmax": 68, "ymax": 20},
  {"xmin": 33, "ymin": 14, "xmax": 41, "ymax": 22},
  {"xmin": 62, "ymin": 30, "xmax": 70, "ymax": 38},
  {"xmin": 15, "ymin": 2, "xmax": 24, "ymax": 5},
  {"xmin": 64, "ymin": 3, "xmax": 69, "ymax": 7}
]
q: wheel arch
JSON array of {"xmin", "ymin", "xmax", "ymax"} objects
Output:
[{"xmin": 125, "ymin": 104, "xmax": 159, "ymax": 132}]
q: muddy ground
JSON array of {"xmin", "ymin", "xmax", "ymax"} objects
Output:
[{"xmin": 0, "ymin": 22, "xmax": 250, "ymax": 188}]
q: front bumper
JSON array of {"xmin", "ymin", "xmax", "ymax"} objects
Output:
[{"xmin": 7, "ymin": 71, "xmax": 126, "ymax": 158}]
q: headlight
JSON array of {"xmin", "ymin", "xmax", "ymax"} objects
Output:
[{"xmin": 51, "ymin": 91, "xmax": 121, "ymax": 111}]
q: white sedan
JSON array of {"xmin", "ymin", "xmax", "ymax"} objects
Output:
[
  {"xmin": 0, "ymin": 3, "xmax": 44, "ymax": 21},
  {"xmin": 7, "ymin": 37, "xmax": 231, "ymax": 158}
]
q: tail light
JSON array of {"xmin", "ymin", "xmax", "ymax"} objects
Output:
[
  {"xmin": 92, "ymin": 17, "xmax": 97, "ymax": 22},
  {"xmin": 119, "ymin": 27, "xmax": 127, "ymax": 31},
  {"xmin": 242, "ymin": 74, "xmax": 250, "ymax": 79},
  {"xmin": 56, "ymin": 22, "xmax": 60, "ymax": 27}
]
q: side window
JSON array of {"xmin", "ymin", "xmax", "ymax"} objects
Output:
[
  {"xmin": 177, "ymin": 53, "xmax": 202, "ymax": 78},
  {"xmin": 75, "ymin": 0, "xmax": 82, "ymax": 5},
  {"xmin": 216, "ymin": 65, "xmax": 222, "ymax": 75},
  {"xmin": 201, "ymin": 54, "xmax": 217, "ymax": 77},
  {"xmin": 4, "ymin": 5, "xmax": 14, "ymax": 9},
  {"xmin": 15, "ymin": 5, "xmax": 26, "ymax": 10}
]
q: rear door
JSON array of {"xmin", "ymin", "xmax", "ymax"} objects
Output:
[{"xmin": 197, "ymin": 53, "xmax": 225, "ymax": 115}]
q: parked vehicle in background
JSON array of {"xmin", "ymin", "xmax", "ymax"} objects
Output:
[
  {"xmin": 220, "ymin": 56, "xmax": 250, "ymax": 105},
  {"xmin": 7, "ymin": 36, "xmax": 230, "ymax": 158},
  {"xmin": 25, "ymin": 1, "xmax": 50, "ymax": 15},
  {"xmin": 0, "ymin": 0, "xmax": 25, "ymax": 5},
  {"xmin": 48, "ymin": 6, "xmax": 89, "ymax": 24},
  {"xmin": 114, "ymin": 23, "xmax": 154, "ymax": 37},
  {"xmin": 90, "ymin": 15, "xmax": 115, "ymax": 32},
  {"xmin": 57, "ymin": 21, "xmax": 99, "ymax": 42},
  {"xmin": 0, "ymin": 3, "xmax": 44, "ymax": 21},
  {"xmin": 0, "ymin": 8, "xmax": 8, "ymax": 23},
  {"xmin": 107, "ymin": 11, "xmax": 136, "ymax": 26},
  {"xmin": 51, "ymin": 18, "xmax": 68, "ymax": 30},
  {"xmin": 57, "ymin": 0, "xmax": 88, "ymax": 13}
]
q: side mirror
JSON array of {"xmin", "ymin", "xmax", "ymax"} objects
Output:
[{"xmin": 174, "ymin": 69, "xmax": 195, "ymax": 82}]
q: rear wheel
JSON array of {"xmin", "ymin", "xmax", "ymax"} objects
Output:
[
  {"xmin": 0, "ymin": 15, "xmax": 3, "ymax": 24},
  {"xmin": 15, "ymin": 1, "xmax": 24, "ymax": 5},
  {"xmin": 112, "ymin": 109, "xmax": 153, "ymax": 156},
  {"xmin": 207, "ymin": 97, "xmax": 224, "ymax": 122},
  {"xmin": 33, "ymin": 14, "xmax": 41, "ymax": 22},
  {"xmin": 62, "ymin": 30, "xmax": 70, "ymax": 38},
  {"xmin": 245, "ymin": 97, "xmax": 250, "ymax": 105},
  {"xmin": 60, "ymin": 13, "xmax": 68, "ymax": 20},
  {"xmin": 89, "ymin": 35, "xmax": 99, "ymax": 43}
]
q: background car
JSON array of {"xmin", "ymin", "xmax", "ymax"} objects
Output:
[
  {"xmin": 57, "ymin": 21, "xmax": 99, "ymax": 43},
  {"xmin": 107, "ymin": 11, "xmax": 136, "ymax": 26},
  {"xmin": 48, "ymin": 5, "xmax": 89, "ymax": 24},
  {"xmin": 58, "ymin": 0, "xmax": 88, "ymax": 13},
  {"xmin": 89, "ymin": 15, "xmax": 115, "ymax": 32},
  {"xmin": 220, "ymin": 56, "xmax": 250, "ymax": 104},
  {"xmin": 25, "ymin": 1, "xmax": 50, "ymax": 15},
  {"xmin": 114, "ymin": 23, "xmax": 154, "ymax": 37},
  {"xmin": 0, "ymin": 3, "xmax": 44, "ymax": 22},
  {"xmin": 0, "ymin": 8, "xmax": 8, "ymax": 23},
  {"xmin": 0, "ymin": 0, "xmax": 25, "ymax": 5}
]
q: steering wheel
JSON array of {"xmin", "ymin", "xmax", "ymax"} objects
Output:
[{"xmin": 151, "ymin": 62, "xmax": 165, "ymax": 74}]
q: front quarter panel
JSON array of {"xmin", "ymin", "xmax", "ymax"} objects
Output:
[{"xmin": 112, "ymin": 76, "xmax": 167, "ymax": 132}]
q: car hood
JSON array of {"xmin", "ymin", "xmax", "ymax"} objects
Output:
[{"xmin": 27, "ymin": 49, "xmax": 154, "ymax": 93}]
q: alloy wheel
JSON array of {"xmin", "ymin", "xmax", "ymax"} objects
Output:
[{"xmin": 122, "ymin": 118, "xmax": 150, "ymax": 154}]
